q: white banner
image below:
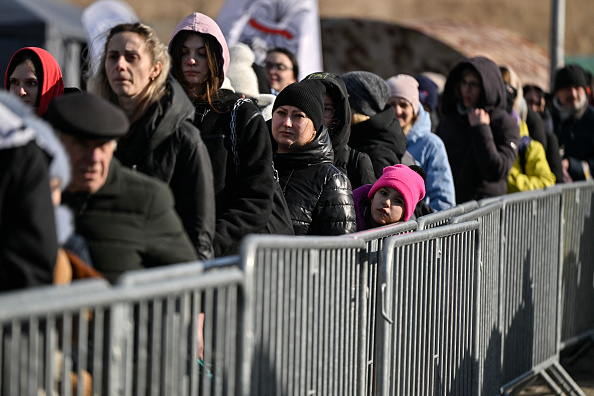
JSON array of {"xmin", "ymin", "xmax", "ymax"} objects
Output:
[
  {"xmin": 217, "ymin": 0, "xmax": 323, "ymax": 80},
  {"xmin": 82, "ymin": 0, "xmax": 139, "ymax": 75}
]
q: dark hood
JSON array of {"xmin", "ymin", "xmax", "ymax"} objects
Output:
[
  {"xmin": 303, "ymin": 72, "xmax": 351, "ymax": 152},
  {"xmin": 274, "ymin": 125, "xmax": 334, "ymax": 170},
  {"xmin": 116, "ymin": 76, "xmax": 195, "ymax": 164},
  {"xmin": 441, "ymin": 56, "xmax": 507, "ymax": 115}
]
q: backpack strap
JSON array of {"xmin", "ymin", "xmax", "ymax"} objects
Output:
[{"xmin": 230, "ymin": 98, "xmax": 253, "ymax": 173}]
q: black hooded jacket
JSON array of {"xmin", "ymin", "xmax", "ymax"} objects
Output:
[
  {"xmin": 437, "ymin": 57, "xmax": 519, "ymax": 204},
  {"xmin": 303, "ymin": 72, "xmax": 376, "ymax": 189},
  {"xmin": 274, "ymin": 126, "xmax": 357, "ymax": 236},
  {"xmin": 349, "ymin": 106, "xmax": 408, "ymax": 179},
  {"xmin": 194, "ymin": 90, "xmax": 293, "ymax": 256},
  {"xmin": 115, "ymin": 76, "xmax": 216, "ymax": 260}
]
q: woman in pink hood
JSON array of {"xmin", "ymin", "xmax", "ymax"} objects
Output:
[{"xmin": 169, "ymin": 13, "xmax": 293, "ymax": 257}]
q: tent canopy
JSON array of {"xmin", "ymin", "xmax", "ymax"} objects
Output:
[{"xmin": 0, "ymin": 0, "xmax": 87, "ymax": 88}]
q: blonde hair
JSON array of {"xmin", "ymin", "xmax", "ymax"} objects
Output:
[{"xmin": 87, "ymin": 22, "xmax": 171, "ymax": 121}]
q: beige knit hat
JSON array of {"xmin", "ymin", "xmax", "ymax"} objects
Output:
[{"xmin": 385, "ymin": 74, "xmax": 420, "ymax": 115}]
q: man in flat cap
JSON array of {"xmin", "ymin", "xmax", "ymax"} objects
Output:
[
  {"xmin": 46, "ymin": 92, "xmax": 197, "ymax": 283},
  {"xmin": 551, "ymin": 64, "xmax": 594, "ymax": 182}
]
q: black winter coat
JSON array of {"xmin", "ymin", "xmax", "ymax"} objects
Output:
[
  {"xmin": 194, "ymin": 93, "xmax": 293, "ymax": 256},
  {"xmin": 437, "ymin": 56, "xmax": 519, "ymax": 204},
  {"xmin": 349, "ymin": 106, "xmax": 408, "ymax": 179},
  {"xmin": 0, "ymin": 140, "xmax": 57, "ymax": 292},
  {"xmin": 274, "ymin": 126, "xmax": 357, "ymax": 236},
  {"xmin": 115, "ymin": 77, "xmax": 215, "ymax": 260},
  {"xmin": 303, "ymin": 72, "xmax": 376, "ymax": 189},
  {"xmin": 552, "ymin": 103, "xmax": 594, "ymax": 181},
  {"xmin": 62, "ymin": 159, "xmax": 198, "ymax": 283}
]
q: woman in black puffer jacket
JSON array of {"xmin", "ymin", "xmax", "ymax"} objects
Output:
[{"xmin": 270, "ymin": 80, "xmax": 357, "ymax": 236}]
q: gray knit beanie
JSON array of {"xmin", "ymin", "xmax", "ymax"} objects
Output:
[{"xmin": 341, "ymin": 71, "xmax": 390, "ymax": 116}]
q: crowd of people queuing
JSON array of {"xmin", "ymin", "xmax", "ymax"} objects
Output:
[{"xmin": 2, "ymin": 11, "xmax": 593, "ymax": 292}]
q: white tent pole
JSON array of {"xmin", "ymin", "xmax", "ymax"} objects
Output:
[{"xmin": 550, "ymin": 0, "xmax": 565, "ymax": 90}]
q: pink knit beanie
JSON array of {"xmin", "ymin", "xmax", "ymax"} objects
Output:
[
  {"xmin": 385, "ymin": 74, "xmax": 420, "ymax": 115},
  {"xmin": 368, "ymin": 164, "xmax": 426, "ymax": 222}
]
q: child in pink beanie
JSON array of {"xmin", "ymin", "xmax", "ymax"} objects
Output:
[{"xmin": 352, "ymin": 164, "xmax": 426, "ymax": 231}]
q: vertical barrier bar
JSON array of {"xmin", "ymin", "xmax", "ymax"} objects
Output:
[
  {"xmin": 346, "ymin": 221, "xmax": 417, "ymax": 395},
  {"xmin": 451, "ymin": 202, "xmax": 503, "ymax": 396},
  {"xmin": 374, "ymin": 221, "xmax": 480, "ymax": 396}
]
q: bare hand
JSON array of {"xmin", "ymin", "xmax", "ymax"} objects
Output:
[
  {"xmin": 468, "ymin": 108, "xmax": 490, "ymax": 127},
  {"xmin": 562, "ymin": 158, "xmax": 573, "ymax": 183}
]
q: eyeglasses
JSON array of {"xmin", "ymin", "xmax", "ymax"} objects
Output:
[
  {"xmin": 265, "ymin": 62, "xmax": 293, "ymax": 72},
  {"xmin": 323, "ymin": 106, "xmax": 335, "ymax": 119},
  {"xmin": 460, "ymin": 80, "xmax": 481, "ymax": 90}
]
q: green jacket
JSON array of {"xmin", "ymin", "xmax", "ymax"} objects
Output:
[{"xmin": 62, "ymin": 159, "xmax": 197, "ymax": 283}]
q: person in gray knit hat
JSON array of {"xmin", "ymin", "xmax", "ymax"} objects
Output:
[
  {"xmin": 342, "ymin": 71, "xmax": 391, "ymax": 117},
  {"xmin": 341, "ymin": 71, "xmax": 408, "ymax": 179},
  {"xmin": 270, "ymin": 79, "xmax": 357, "ymax": 236}
]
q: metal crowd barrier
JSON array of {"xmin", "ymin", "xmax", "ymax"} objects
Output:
[
  {"xmin": 451, "ymin": 202, "xmax": 503, "ymax": 396},
  {"xmin": 2, "ymin": 181, "xmax": 594, "ymax": 396},
  {"xmin": 374, "ymin": 221, "xmax": 481, "ymax": 396},
  {"xmin": 239, "ymin": 235, "xmax": 366, "ymax": 396},
  {"xmin": 0, "ymin": 279, "xmax": 112, "ymax": 396},
  {"xmin": 347, "ymin": 220, "xmax": 417, "ymax": 396},
  {"xmin": 0, "ymin": 261, "xmax": 244, "ymax": 396},
  {"xmin": 417, "ymin": 200, "xmax": 479, "ymax": 230},
  {"xmin": 495, "ymin": 189, "xmax": 562, "ymax": 390},
  {"xmin": 553, "ymin": 181, "xmax": 594, "ymax": 349},
  {"xmin": 114, "ymin": 262, "xmax": 244, "ymax": 396}
]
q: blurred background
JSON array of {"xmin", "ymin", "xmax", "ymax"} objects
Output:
[{"xmin": 4, "ymin": 0, "xmax": 593, "ymax": 91}]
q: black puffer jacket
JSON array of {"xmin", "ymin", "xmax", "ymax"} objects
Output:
[
  {"xmin": 437, "ymin": 56, "xmax": 519, "ymax": 204},
  {"xmin": 303, "ymin": 72, "xmax": 376, "ymax": 189},
  {"xmin": 115, "ymin": 76, "xmax": 216, "ymax": 260},
  {"xmin": 274, "ymin": 125, "xmax": 357, "ymax": 236},
  {"xmin": 194, "ymin": 92, "xmax": 293, "ymax": 257},
  {"xmin": 349, "ymin": 106, "xmax": 408, "ymax": 179}
]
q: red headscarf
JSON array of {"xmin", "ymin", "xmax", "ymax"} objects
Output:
[{"xmin": 5, "ymin": 47, "xmax": 64, "ymax": 116}]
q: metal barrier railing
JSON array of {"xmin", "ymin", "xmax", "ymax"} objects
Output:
[
  {"xmin": 114, "ymin": 263, "xmax": 244, "ymax": 396},
  {"xmin": 417, "ymin": 200, "xmax": 479, "ymax": 230},
  {"xmin": 0, "ymin": 262, "xmax": 244, "ymax": 396},
  {"xmin": 496, "ymin": 189, "xmax": 562, "ymax": 387},
  {"xmin": 239, "ymin": 235, "xmax": 366, "ymax": 396},
  {"xmin": 451, "ymin": 202, "xmax": 503, "ymax": 396},
  {"xmin": 347, "ymin": 220, "xmax": 418, "ymax": 395},
  {"xmin": 1, "ymin": 181, "xmax": 594, "ymax": 395},
  {"xmin": 553, "ymin": 181, "xmax": 594, "ymax": 349},
  {"xmin": 0, "ymin": 279, "xmax": 112, "ymax": 396},
  {"xmin": 374, "ymin": 221, "xmax": 481, "ymax": 396}
]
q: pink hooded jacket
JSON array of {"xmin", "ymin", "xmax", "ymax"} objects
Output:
[
  {"xmin": 5, "ymin": 47, "xmax": 64, "ymax": 116},
  {"xmin": 169, "ymin": 12, "xmax": 230, "ymax": 87}
]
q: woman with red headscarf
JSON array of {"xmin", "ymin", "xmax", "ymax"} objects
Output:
[{"xmin": 5, "ymin": 47, "xmax": 64, "ymax": 117}]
